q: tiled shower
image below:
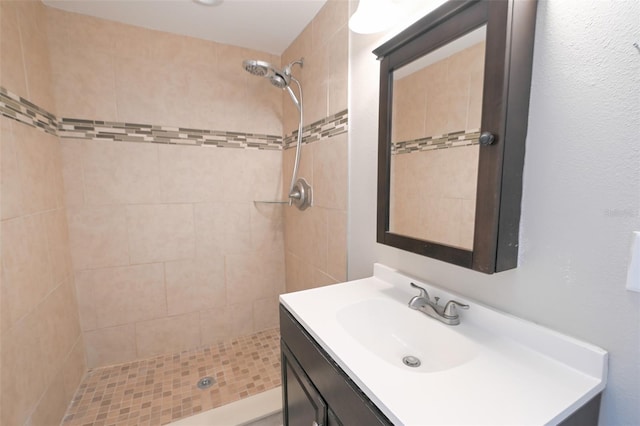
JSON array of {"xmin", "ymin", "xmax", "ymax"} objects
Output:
[{"xmin": 0, "ymin": 0, "xmax": 348, "ymax": 424}]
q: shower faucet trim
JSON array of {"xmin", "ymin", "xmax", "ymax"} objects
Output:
[{"xmin": 243, "ymin": 57, "xmax": 311, "ymax": 210}]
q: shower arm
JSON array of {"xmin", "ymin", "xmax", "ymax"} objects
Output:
[{"xmin": 287, "ymin": 76, "xmax": 304, "ymax": 200}]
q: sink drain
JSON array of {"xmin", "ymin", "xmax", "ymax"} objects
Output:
[
  {"xmin": 197, "ymin": 376, "xmax": 215, "ymax": 389},
  {"xmin": 402, "ymin": 355, "xmax": 421, "ymax": 368}
]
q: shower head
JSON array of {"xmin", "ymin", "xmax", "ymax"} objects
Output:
[
  {"xmin": 243, "ymin": 58, "xmax": 303, "ymax": 111},
  {"xmin": 242, "ymin": 59, "xmax": 274, "ymax": 78},
  {"xmin": 242, "ymin": 59, "xmax": 291, "ymax": 88}
]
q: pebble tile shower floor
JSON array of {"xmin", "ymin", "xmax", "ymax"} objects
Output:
[{"xmin": 62, "ymin": 328, "xmax": 281, "ymax": 426}]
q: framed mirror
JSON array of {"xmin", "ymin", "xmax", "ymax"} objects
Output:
[{"xmin": 374, "ymin": 0, "xmax": 537, "ymax": 273}]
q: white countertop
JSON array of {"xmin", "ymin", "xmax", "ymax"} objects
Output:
[{"xmin": 280, "ymin": 264, "xmax": 607, "ymax": 426}]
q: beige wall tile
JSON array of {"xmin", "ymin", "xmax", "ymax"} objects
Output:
[
  {"xmin": 220, "ymin": 148, "xmax": 257, "ymax": 203},
  {"xmin": 194, "ymin": 202, "xmax": 227, "ymax": 257},
  {"xmin": 199, "ymin": 307, "xmax": 231, "ymax": 345},
  {"xmin": 229, "ymin": 302, "xmax": 254, "ymax": 337},
  {"xmin": 158, "ymin": 144, "xmax": 225, "ymax": 203},
  {"xmin": 460, "ymin": 198, "xmax": 477, "ymax": 250},
  {"xmin": 248, "ymin": 149, "xmax": 284, "ymax": 202},
  {"xmin": 67, "ymin": 206, "xmax": 130, "ymax": 270},
  {"xmin": 1, "ymin": 216, "xmax": 54, "ymax": 329},
  {"xmin": 281, "ymin": 0, "xmax": 348, "ymax": 132},
  {"xmin": 313, "ymin": 268, "xmax": 338, "ymax": 288},
  {"xmin": 223, "ymin": 202, "xmax": 253, "ymax": 254},
  {"xmin": 391, "ymin": 145, "xmax": 478, "ymax": 249},
  {"xmin": 328, "ymin": 25, "xmax": 349, "ymax": 115},
  {"xmin": 62, "ymin": 336, "xmax": 87, "ymax": 404},
  {"xmin": 16, "ymin": 0, "xmax": 55, "ymax": 112},
  {"xmin": 60, "ymin": 139, "xmax": 86, "ymax": 208},
  {"xmin": 284, "ymin": 251, "xmax": 313, "ymax": 293},
  {"xmin": 135, "ymin": 312, "xmax": 201, "ymax": 358},
  {"xmin": 282, "ymin": 26, "xmax": 311, "ymax": 135},
  {"xmin": 308, "ymin": 207, "xmax": 328, "ymax": 270},
  {"xmin": 220, "ymin": 149, "xmax": 283, "ymax": 204},
  {"xmin": 251, "ymin": 203, "xmax": 285, "ymax": 253},
  {"xmin": 0, "ymin": 1, "xmax": 27, "ymax": 98},
  {"xmin": 327, "ymin": 209, "xmax": 347, "ymax": 282},
  {"xmin": 50, "ymin": 42, "xmax": 118, "ymax": 121},
  {"xmin": 1, "ymin": 309, "xmax": 48, "ymax": 426},
  {"xmin": 37, "ymin": 281, "xmax": 82, "ymax": 386},
  {"xmin": 420, "ymin": 197, "xmax": 464, "ymax": 248},
  {"xmin": 28, "ymin": 370, "xmax": 68, "ymax": 426},
  {"xmin": 312, "ymin": 133, "xmax": 348, "ymax": 210},
  {"xmin": 447, "ymin": 53, "xmax": 472, "ymax": 133},
  {"xmin": 253, "ymin": 296, "xmax": 279, "ymax": 332},
  {"xmin": 164, "ymin": 257, "xmax": 225, "ymax": 316},
  {"xmin": 311, "ymin": 0, "xmax": 348, "ymax": 49},
  {"xmin": 115, "ymin": 56, "xmax": 188, "ymax": 126},
  {"xmin": 225, "ymin": 252, "xmax": 284, "ymax": 306},
  {"xmin": 127, "ymin": 204, "xmax": 195, "ymax": 264},
  {"xmin": 425, "ymin": 60, "xmax": 449, "ymax": 137},
  {"xmin": 75, "ymin": 263, "xmax": 167, "ymax": 330},
  {"xmin": 12, "ymin": 124, "xmax": 60, "ymax": 214},
  {"xmin": 303, "ymin": 44, "xmax": 330, "ymax": 125},
  {"xmin": 1, "ymin": 279, "xmax": 81, "ymax": 425},
  {"xmin": 467, "ymin": 42, "xmax": 486, "ymax": 130},
  {"xmin": 84, "ymin": 325, "xmax": 137, "ymax": 368},
  {"xmin": 1, "ymin": 119, "xmax": 23, "ymax": 220},
  {"xmin": 46, "ymin": 7, "xmax": 115, "ymax": 55},
  {"xmin": 282, "ymin": 144, "xmax": 313, "ymax": 199},
  {"xmin": 1, "ymin": 5, "xmax": 84, "ymax": 424},
  {"xmin": 393, "ymin": 70, "xmax": 428, "ymax": 143},
  {"xmin": 446, "ymin": 145, "xmax": 480, "ymax": 199},
  {"xmin": 83, "ymin": 141, "xmax": 160, "ymax": 206},
  {"xmin": 41, "ymin": 209, "xmax": 74, "ymax": 286}
]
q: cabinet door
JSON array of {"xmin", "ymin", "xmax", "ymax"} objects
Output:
[
  {"xmin": 282, "ymin": 344, "xmax": 327, "ymax": 426},
  {"xmin": 327, "ymin": 408, "xmax": 342, "ymax": 426}
]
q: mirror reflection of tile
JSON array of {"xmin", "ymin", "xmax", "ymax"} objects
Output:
[{"xmin": 390, "ymin": 37, "xmax": 485, "ymax": 250}]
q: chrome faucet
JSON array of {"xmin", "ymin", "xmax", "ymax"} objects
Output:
[{"xmin": 408, "ymin": 282, "xmax": 469, "ymax": 326}]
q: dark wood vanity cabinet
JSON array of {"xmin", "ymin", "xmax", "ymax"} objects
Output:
[{"xmin": 280, "ymin": 305, "xmax": 392, "ymax": 426}]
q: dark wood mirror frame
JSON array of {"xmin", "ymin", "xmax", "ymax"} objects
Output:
[{"xmin": 374, "ymin": 0, "xmax": 537, "ymax": 274}]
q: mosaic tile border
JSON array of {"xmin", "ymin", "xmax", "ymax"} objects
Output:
[
  {"xmin": 392, "ymin": 129, "xmax": 481, "ymax": 155},
  {"xmin": 58, "ymin": 118, "xmax": 282, "ymax": 150},
  {"xmin": 1, "ymin": 86, "xmax": 349, "ymax": 151},
  {"xmin": 283, "ymin": 109, "xmax": 348, "ymax": 149},
  {"xmin": 0, "ymin": 87, "xmax": 58, "ymax": 135}
]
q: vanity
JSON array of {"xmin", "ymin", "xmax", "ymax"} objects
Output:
[
  {"xmin": 279, "ymin": 264, "xmax": 608, "ymax": 425},
  {"xmin": 280, "ymin": 0, "xmax": 607, "ymax": 423}
]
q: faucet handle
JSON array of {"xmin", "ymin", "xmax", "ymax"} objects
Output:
[
  {"xmin": 443, "ymin": 300, "xmax": 469, "ymax": 318},
  {"xmin": 410, "ymin": 282, "xmax": 430, "ymax": 300}
]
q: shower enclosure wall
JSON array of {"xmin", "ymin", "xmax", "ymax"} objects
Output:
[
  {"xmin": 50, "ymin": 8, "xmax": 287, "ymax": 368},
  {"xmin": 0, "ymin": 0, "xmax": 349, "ymax": 424}
]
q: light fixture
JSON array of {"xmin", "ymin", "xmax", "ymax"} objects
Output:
[
  {"xmin": 349, "ymin": 0, "xmax": 401, "ymax": 34},
  {"xmin": 193, "ymin": 0, "xmax": 223, "ymax": 6}
]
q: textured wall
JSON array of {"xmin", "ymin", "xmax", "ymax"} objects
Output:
[
  {"xmin": 349, "ymin": 0, "xmax": 640, "ymax": 424},
  {"xmin": 0, "ymin": 1, "xmax": 86, "ymax": 425},
  {"xmin": 281, "ymin": 0, "xmax": 349, "ymax": 291}
]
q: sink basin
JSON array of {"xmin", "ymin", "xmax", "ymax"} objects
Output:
[
  {"xmin": 281, "ymin": 264, "xmax": 608, "ymax": 425},
  {"xmin": 336, "ymin": 298, "xmax": 478, "ymax": 373}
]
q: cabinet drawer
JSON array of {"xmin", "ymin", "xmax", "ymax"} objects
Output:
[{"xmin": 280, "ymin": 305, "xmax": 392, "ymax": 426}]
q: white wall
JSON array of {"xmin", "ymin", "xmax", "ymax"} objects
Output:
[{"xmin": 348, "ymin": 1, "xmax": 640, "ymax": 424}]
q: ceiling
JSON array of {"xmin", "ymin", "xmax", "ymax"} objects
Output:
[{"xmin": 43, "ymin": 0, "xmax": 328, "ymax": 55}]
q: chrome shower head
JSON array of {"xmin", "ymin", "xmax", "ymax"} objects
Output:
[
  {"xmin": 243, "ymin": 58, "xmax": 302, "ymax": 110},
  {"xmin": 242, "ymin": 59, "xmax": 274, "ymax": 78},
  {"xmin": 243, "ymin": 58, "xmax": 302, "ymax": 90},
  {"xmin": 269, "ymin": 73, "xmax": 289, "ymax": 89}
]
